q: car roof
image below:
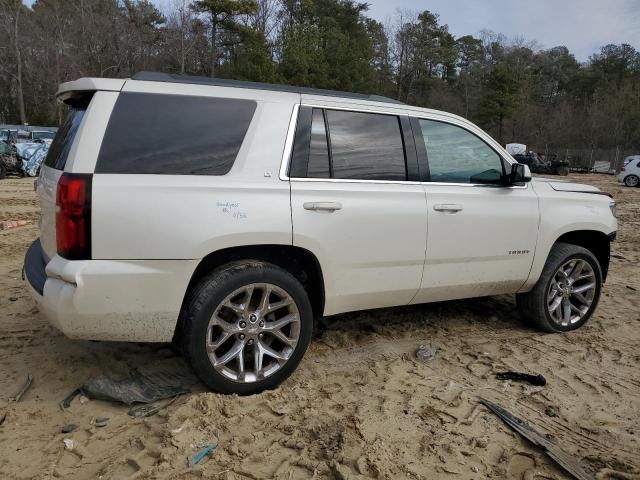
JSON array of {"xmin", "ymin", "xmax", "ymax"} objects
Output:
[
  {"xmin": 130, "ymin": 71, "xmax": 404, "ymax": 105},
  {"xmin": 56, "ymin": 72, "xmax": 482, "ymax": 141}
]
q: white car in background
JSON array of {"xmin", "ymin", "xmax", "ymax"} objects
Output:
[{"xmin": 618, "ymin": 157, "xmax": 640, "ymax": 186}]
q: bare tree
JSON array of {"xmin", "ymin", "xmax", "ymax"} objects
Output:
[{"xmin": 0, "ymin": 0, "xmax": 27, "ymax": 124}]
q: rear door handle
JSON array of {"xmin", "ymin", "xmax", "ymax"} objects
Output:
[
  {"xmin": 433, "ymin": 203, "xmax": 463, "ymax": 213},
  {"xmin": 303, "ymin": 202, "xmax": 342, "ymax": 212}
]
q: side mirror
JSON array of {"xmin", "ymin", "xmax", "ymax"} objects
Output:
[{"xmin": 509, "ymin": 163, "xmax": 532, "ymax": 184}]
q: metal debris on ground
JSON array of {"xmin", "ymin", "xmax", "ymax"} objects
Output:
[
  {"xmin": 480, "ymin": 398, "xmax": 595, "ymax": 480},
  {"xmin": 95, "ymin": 417, "xmax": 109, "ymax": 428},
  {"xmin": 10, "ymin": 374, "xmax": 33, "ymax": 402},
  {"xmin": 129, "ymin": 395, "xmax": 179, "ymax": 418},
  {"xmin": 128, "ymin": 403, "xmax": 161, "ymax": 418},
  {"xmin": 495, "ymin": 371, "xmax": 546, "ymax": 386},
  {"xmin": 61, "ymin": 424, "xmax": 78, "ymax": 434},
  {"xmin": 62, "ymin": 358, "xmax": 198, "ymax": 408},
  {"xmin": 415, "ymin": 344, "xmax": 435, "ymax": 362},
  {"xmin": 60, "ymin": 388, "xmax": 81, "ymax": 410},
  {"xmin": 545, "ymin": 406, "xmax": 558, "ymax": 417}
]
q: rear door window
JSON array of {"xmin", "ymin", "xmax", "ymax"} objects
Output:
[
  {"xmin": 96, "ymin": 93, "xmax": 256, "ymax": 175},
  {"xmin": 327, "ymin": 110, "xmax": 406, "ymax": 181},
  {"xmin": 289, "ymin": 107, "xmax": 407, "ymax": 181}
]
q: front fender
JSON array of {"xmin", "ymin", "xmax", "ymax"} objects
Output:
[{"xmin": 519, "ymin": 188, "xmax": 616, "ymax": 292}]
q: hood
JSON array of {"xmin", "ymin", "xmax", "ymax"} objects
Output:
[{"xmin": 532, "ymin": 178, "xmax": 612, "ymax": 197}]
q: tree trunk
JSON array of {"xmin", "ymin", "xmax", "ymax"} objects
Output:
[
  {"xmin": 14, "ymin": 1, "xmax": 26, "ymax": 125},
  {"xmin": 396, "ymin": 39, "xmax": 405, "ymax": 99},
  {"xmin": 210, "ymin": 13, "xmax": 217, "ymax": 78},
  {"xmin": 180, "ymin": 25, "xmax": 186, "ymax": 74},
  {"xmin": 464, "ymin": 79, "xmax": 469, "ymax": 118}
]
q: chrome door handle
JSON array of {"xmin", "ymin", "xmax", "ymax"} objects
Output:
[
  {"xmin": 433, "ymin": 203, "xmax": 463, "ymax": 213},
  {"xmin": 303, "ymin": 202, "xmax": 342, "ymax": 212}
]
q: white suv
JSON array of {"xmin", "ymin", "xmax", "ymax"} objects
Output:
[
  {"xmin": 25, "ymin": 72, "xmax": 617, "ymax": 394},
  {"xmin": 618, "ymin": 157, "xmax": 640, "ymax": 187}
]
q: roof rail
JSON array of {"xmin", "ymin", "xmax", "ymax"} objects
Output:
[{"xmin": 131, "ymin": 71, "xmax": 404, "ymax": 105}]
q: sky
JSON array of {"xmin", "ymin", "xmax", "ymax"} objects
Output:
[
  {"xmin": 364, "ymin": 0, "xmax": 640, "ymax": 61},
  {"xmin": 23, "ymin": 0, "xmax": 640, "ymax": 61}
]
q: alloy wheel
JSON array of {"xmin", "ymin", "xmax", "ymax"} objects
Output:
[
  {"xmin": 625, "ymin": 175, "xmax": 639, "ymax": 187},
  {"xmin": 205, "ymin": 283, "xmax": 301, "ymax": 383},
  {"xmin": 546, "ymin": 259, "xmax": 596, "ymax": 327}
]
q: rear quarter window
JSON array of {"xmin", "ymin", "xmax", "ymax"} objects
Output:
[
  {"xmin": 96, "ymin": 93, "xmax": 256, "ymax": 175},
  {"xmin": 45, "ymin": 108, "xmax": 86, "ymax": 170}
]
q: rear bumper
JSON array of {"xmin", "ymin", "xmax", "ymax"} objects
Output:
[
  {"xmin": 24, "ymin": 239, "xmax": 47, "ymax": 295},
  {"xmin": 24, "ymin": 239, "xmax": 198, "ymax": 342}
]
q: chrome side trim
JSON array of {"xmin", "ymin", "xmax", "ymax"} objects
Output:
[
  {"xmin": 278, "ymin": 102, "xmax": 526, "ymax": 190},
  {"xmin": 288, "ymin": 177, "xmax": 528, "ymax": 189},
  {"xmin": 291, "ymin": 177, "xmax": 422, "ymax": 185},
  {"xmin": 299, "ymin": 102, "xmax": 516, "ymax": 166},
  {"xmin": 279, "ymin": 103, "xmax": 300, "ymax": 181}
]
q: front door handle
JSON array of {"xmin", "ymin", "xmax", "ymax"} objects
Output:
[
  {"xmin": 433, "ymin": 203, "xmax": 463, "ymax": 213},
  {"xmin": 303, "ymin": 202, "xmax": 343, "ymax": 212}
]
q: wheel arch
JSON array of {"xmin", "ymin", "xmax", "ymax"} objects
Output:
[
  {"xmin": 553, "ymin": 230, "xmax": 613, "ymax": 282},
  {"xmin": 179, "ymin": 244, "xmax": 325, "ymax": 324}
]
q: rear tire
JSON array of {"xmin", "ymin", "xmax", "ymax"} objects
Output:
[
  {"xmin": 624, "ymin": 174, "xmax": 639, "ymax": 187},
  {"xmin": 0, "ymin": 161, "xmax": 6, "ymax": 179},
  {"xmin": 517, "ymin": 243, "xmax": 602, "ymax": 333},
  {"xmin": 180, "ymin": 260, "xmax": 313, "ymax": 395}
]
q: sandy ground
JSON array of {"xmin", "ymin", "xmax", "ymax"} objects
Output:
[{"xmin": 0, "ymin": 174, "xmax": 638, "ymax": 480}]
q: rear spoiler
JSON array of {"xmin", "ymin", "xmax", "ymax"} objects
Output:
[{"xmin": 56, "ymin": 78, "xmax": 126, "ymax": 103}]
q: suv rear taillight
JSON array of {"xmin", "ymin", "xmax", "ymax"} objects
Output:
[{"xmin": 56, "ymin": 173, "xmax": 92, "ymax": 260}]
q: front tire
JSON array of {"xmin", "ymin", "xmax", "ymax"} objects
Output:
[
  {"xmin": 517, "ymin": 243, "xmax": 602, "ymax": 333},
  {"xmin": 180, "ymin": 261, "xmax": 313, "ymax": 395},
  {"xmin": 624, "ymin": 174, "xmax": 639, "ymax": 187}
]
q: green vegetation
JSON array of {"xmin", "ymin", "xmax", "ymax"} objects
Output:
[{"xmin": 0, "ymin": 0, "xmax": 638, "ymax": 154}]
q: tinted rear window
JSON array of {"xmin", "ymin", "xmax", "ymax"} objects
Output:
[
  {"xmin": 96, "ymin": 93, "xmax": 256, "ymax": 175},
  {"xmin": 44, "ymin": 108, "xmax": 86, "ymax": 170}
]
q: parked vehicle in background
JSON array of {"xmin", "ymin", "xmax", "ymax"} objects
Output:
[
  {"xmin": 29, "ymin": 130, "xmax": 56, "ymax": 144},
  {"xmin": 513, "ymin": 152, "xmax": 569, "ymax": 176},
  {"xmin": 0, "ymin": 134, "xmax": 20, "ymax": 179},
  {"xmin": 0, "ymin": 129, "xmax": 18, "ymax": 143},
  {"xmin": 507, "ymin": 143, "xmax": 569, "ymax": 176},
  {"xmin": 0, "ymin": 126, "xmax": 58, "ymax": 145},
  {"xmin": 0, "ymin": 126, "xmax": 56, "ymax": 179},
  {"xmin": 24, "ymin": 73, "xmax": 617, "ymax": 394},
  {"xmin": 618, "ymin": 157, "xmax": 640, "ymax": 186},
  {"xmin": 623, "ymin": 155, "xmax": 640, "ymax": 167}
]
